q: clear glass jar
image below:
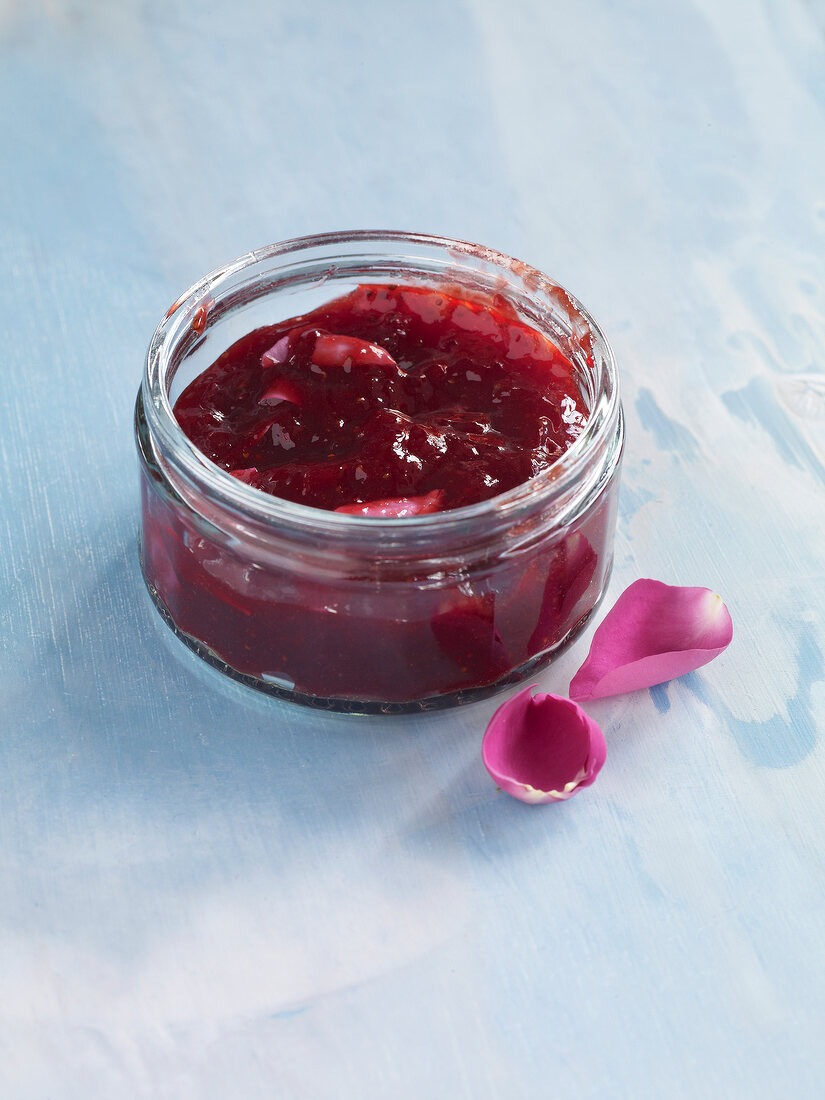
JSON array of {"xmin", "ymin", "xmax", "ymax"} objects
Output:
[{"xmin": 135, "ymin": 231, "xmax": 623, "ymax": 714}]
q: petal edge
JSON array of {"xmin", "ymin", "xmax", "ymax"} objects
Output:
[
  {"xmin": 569, "ymin": 579, "xmax": 733, "ymax": 701},
  {"xmin": 482, "ymin": 685, "xmax": 606, "ymax": 804}
]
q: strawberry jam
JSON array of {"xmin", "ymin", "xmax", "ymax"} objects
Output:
[
  {"xmin": 138, "ymin": 254, "xmax": 622, "ymax": 713},
  {"xmin": 173, "ymin": 284, "xmax": 587, "ymax": 514}
]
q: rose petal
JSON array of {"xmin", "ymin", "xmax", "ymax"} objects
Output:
[
  {"xmin": 482, "ymin": 685, "xmax": 606, "ymax": 804},
  {"xmin": 431, "ymin": 593, "xmax": 511, "ymax": 686},
  {"xmin": 247, "ymin": 416, "xmax": 282, "ymax": 444},
  {"xmin": 334, "ymin": 490, "xmax": 444, "ymax": 518},
  {"xmin": 258, "ymin": 377, "xmax": 302, "ymax": 406},
  {"xmin": 569, "ymin": 579, "xmax": 733, "ymax": 701},
  {"xmin": 261, "ymin": 335, "xmax": 291, "ymax": 368},
  {"xmin": 228, "ymin": 467, "xmax": 258, "ymax": 484},
  {"xmin": 528, "ymin": 532, "xmax": 598, "ymax": 657},
  {"xmin": 312, "ymin": 333, "xmax": 397, "ymax": 371}
]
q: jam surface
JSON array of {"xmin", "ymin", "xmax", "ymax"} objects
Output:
[{"xmin": 174, "ymin": 284, "xmax": 587, "ymax": 513}]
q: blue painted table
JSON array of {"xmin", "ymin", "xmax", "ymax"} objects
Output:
[{"xmin": 2, "ymin": 2, "xmax": 824, "ymax": 1096}]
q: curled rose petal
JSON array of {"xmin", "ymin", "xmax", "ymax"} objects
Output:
[
  {"xmin": 312, "ymin": 333, "xmax": 397, "ymax": 371},
  {"xmin": 334, "ymin": 490, "xmax": 444, "ymax": 518},
  {"xmin": 261, "ymin": 335, "xmax": 291, "ymax": 367},
  {"xmin": 482, "ymin": 685, "xmax": 606, "ymax": 804},
  {"xmin": 569, "ymin": 579, "xmax": 733, "ymax": 701}
]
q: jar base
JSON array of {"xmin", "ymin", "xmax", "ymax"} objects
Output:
[{"xmin": 140, "ymin": 562, "xmax": 610, "ymax": 716}]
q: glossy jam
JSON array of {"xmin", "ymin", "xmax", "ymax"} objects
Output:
[
  {"xmin": 173, "ymin": 284, "xmax": 587, "ymax": 514},
  {"xmin": 139, "ymin": 263, "xmax": 621, "ymax": 711}
]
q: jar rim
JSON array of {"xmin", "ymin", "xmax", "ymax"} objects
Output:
[{"xmin": 141, "ymin": 230, "xmax": 621, "ymax": 541}]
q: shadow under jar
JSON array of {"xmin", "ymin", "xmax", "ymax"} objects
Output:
[{"xmin": 135, "ymin": 231, "xmax": 624, "ymax": 714}]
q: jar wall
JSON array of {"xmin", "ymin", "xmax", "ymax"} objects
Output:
[
  {"xmin": 137, "ymin": 232, "xmax": 623, "ymax": 714},
  {"xmin": 138, "ymin": 423, "xmax": 621, "ymax": 711}
]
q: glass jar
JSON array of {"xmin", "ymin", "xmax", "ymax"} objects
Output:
[{"xmin": 135, "ymin": 231, "xmax": 623, "ymax": 714}]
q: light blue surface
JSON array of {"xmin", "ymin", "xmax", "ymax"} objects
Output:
[{"xmin": 2, "ymin": 1, "xmax": 824, "ymax": 1096}]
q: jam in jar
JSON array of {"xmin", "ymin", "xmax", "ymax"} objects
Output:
[{"xmin": 136, "ymin": 232, "xmax": 623, "ymax": 713}]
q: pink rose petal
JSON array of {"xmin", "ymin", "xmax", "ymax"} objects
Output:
[
  {"xmin": 569, "ymin": 579, "xmax": 733, "ymax": 701},
  {"xmin": 482, "ymin": 685, "xmax": 606, "ymax": 804},
  {"xmin": 334, "ymin": 490, "xmax": 444, "ymax": 518},
  {"xmin": 312, "ymin": 333, "xmax": 397, "ymax": 371},
  {"xmin": 431, "ymin": 593, "xmax": 511, "ymax": 686},
  {"xmin": 528, "ymin": 532, "xmax": 598, "ymax": 657},
  {"xmin": 261, "ymin": 335, "xmax": 291, "ymax": 368},
  {"xmin": 247, "ymin": 417, "xmax": 282, "ymax": 444},
  {"xmin": 258, "ymin": 377, "xmax": 303, "ymax": 406},
  {"xmin": 228, "ymin": 467, "xmax": 259, "ymax": 485}
]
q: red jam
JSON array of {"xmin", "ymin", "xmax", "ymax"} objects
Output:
[
  {"xmin": 140, "ymin": 280, "xmax": 619, "ymax": 710},
  {"xmin": 173, "ymin": 284, "xmax": 587, "ymax": 514}
]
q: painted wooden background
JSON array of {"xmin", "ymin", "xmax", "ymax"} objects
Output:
[{"xmin": 2, "ymin": 1, "xmax": 824, "ymax": 1096}]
